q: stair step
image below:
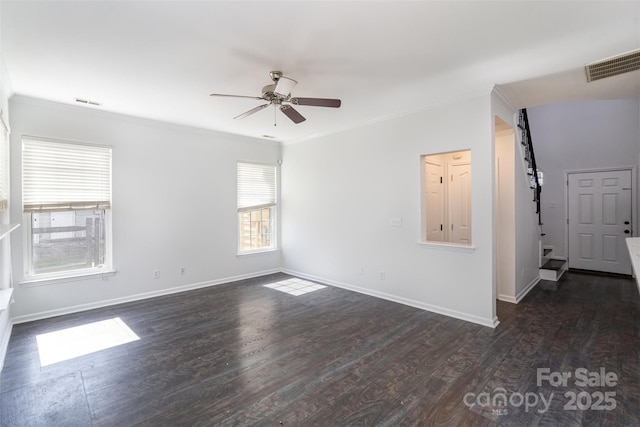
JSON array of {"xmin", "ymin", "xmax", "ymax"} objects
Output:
[
  {"xmin": 541, "ymin": 259, "xmax": 565, "ymax": 271},
  {"xmin": 543, "ymin": 248, "xmax": 552, "ymax": 256},
  {"xmin": 540, "ymin": 259, "xmax": 567, "ymax": 282}
]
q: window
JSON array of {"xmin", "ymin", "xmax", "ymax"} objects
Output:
[
  {"xmin": 22, "ymin": 137, "xmax": 112, "ymax": 279},
  {"xmin": 421, "ymin": 150, "xmax": 472, "ymax": 245},
  {"xmin": 237, "ymin": 162, "xmax": 277, "ymax": 253}
]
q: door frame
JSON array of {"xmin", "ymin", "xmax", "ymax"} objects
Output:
[{"xmin": 564, "ymin": 166, "xmax": 637, "ymax": 270}]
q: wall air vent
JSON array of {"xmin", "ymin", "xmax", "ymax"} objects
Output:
[
  {"xmin": 585, "ymin": 49, "xmax": 640, "ymax": 82},
  {"xmin": 74, "ymin": 98, "xmax": 101, "ymax": 106}
]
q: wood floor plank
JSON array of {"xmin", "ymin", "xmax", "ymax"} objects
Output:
[{"xmin": 1, "ymin": 271, "xmax": 640, "ymax": 425}]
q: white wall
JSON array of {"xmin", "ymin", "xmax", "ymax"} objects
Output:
[
  {"xmin": 495, "ymin": 129, "xmax": 516, "ymax": 300},
  {"xmin": 514, "ymin": 134, "xmax": 542, "ymax": 298},
  {"xmin": 9, "ymin": 96, "xmax": 281, "ymax": 321},
  {"xmin": 493, "ymin": 93, "xmax": 540, "ymax": 303},
  {"xmin": 0, "ymin": 53, "xmax": 13, "ymax": 369},
  {"xmin": 529, "ymin": 99, "xmax": 640, "ymax": 258},
  {"xmin": 281, "ymin": 95, "xmax": 497, "ymax": 327}
]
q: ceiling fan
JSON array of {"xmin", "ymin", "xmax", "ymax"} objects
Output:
[{"xmin": 210, "ymin": 71, "xmax": 341, "ymax": 125}]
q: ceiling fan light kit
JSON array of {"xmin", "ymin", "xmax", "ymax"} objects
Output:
[
  {"xmin": 210, "ymin": 71, "xmax": 341, "ymax": 126},
  {"xmin": 273, "ymin": 76, "xmax": 297, "ymax": 97}
]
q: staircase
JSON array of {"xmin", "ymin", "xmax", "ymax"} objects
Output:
[
  {"xmin": 539, "ymin": 242, "xmax": 567, "ymax": 281},
  {"xmin": 517, "ymin": 109, "xmax": 542, "ymax": 226},
  {"xmin": 518, "ymin": 109, "xmax": 567, "ymax": 282}
]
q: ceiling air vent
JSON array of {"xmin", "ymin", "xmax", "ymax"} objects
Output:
[
  {"xmin": 585, "ymin": 49, "xmax": 640, "ymax": 82},
  {"xmin": 74, "ymin": 98, "xmax": 101, "ymax": 106}
]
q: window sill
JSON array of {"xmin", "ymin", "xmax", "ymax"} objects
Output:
[
  {"xmin": 20, "ymin": 269, "xmax": 117, "ymax": 288},
  {"xmin": 0, "ymin": 288, "xmax": 14, "ymax": 312},
  {"xmin": 0, "ymin": 223, "xmax": 20, "ymax": 241},
  {"xmin": 417, "ymin": 242, "xmax": 476, "ymax": 253},
  {"xmin": 237, "ymin": 248, "xmax": 279, "ymax": 257}
]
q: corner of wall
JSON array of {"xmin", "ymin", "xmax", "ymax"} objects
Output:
[
  {"xmin": 0, "ymin": 52, "xmax": 13, "ymax": 371},
  {"xmin": 0, "ymin": 310, "xmax": 12, "ymax": 372}
]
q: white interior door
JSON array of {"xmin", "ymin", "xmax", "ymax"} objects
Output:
[
  {"xmin": 568, "ymin": 170, "xmax": 632, "ymax": 275},
  {"xmin": 425, "ymin": 159, "xmax": 444, "ymax": 242},
  {"xmin": 449, "ymin": 162, "xmax": 471, "ymax": 244}
]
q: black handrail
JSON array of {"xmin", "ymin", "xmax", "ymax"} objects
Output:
[{"xmin": 519, "ymin": 109, "xmax": 542, "ymax": 227}]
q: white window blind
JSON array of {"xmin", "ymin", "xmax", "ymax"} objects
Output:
[
  {"xmin": 237, "ymin": 162, "xmax": 276, "ymax": 211},
  {"xmin": 22, "ymin": 138, "xmax": 112, "ymax": 212},
  {"xmin": 0, "ymin": 115, "xmax": 9, "ymax": 212}
]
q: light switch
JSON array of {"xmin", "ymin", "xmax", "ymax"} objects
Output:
[{"xmin": 390, "ymin": 217, "xmax": 402, "ymax": 227}]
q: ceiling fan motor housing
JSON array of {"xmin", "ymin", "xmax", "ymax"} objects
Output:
[
  {"xmin": 269, "ymin": 71, "xmax": 283, "ymax": 82},
  {"xmin": 262, "ymin": 84, "xmax": 278, "ymax": 100}
]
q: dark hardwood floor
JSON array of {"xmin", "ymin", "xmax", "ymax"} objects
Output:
[{"xmin": 1, "ymin": 271, "xmax": 639, "ymax": 426}]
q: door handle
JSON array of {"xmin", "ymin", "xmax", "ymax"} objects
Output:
[
  {"xmin": 625, "ymin": 221, "xmax": 630, "ymax": 225},
  {"xmin": 625, "ymin": 230, "xmax": 630, "ymax": 234}
]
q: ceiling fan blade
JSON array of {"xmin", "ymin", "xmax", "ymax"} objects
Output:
[
  {"xmin": 280, "ymin": 105, "xmax": 306, "ymax": 124},
  {"xmin": 274, "ymin": 76, "xmax": 297, "ymax": 97},
  {"xmin": 210, "ymin": 93, "xmax": 264, "ymax": 100},
  {"xmin": 234, "ymin": 104, "xmax": 270, "ymax": 120},
  {"xmin": 291, "ymin": 97, "xmax": 341, "ymax": 108}
]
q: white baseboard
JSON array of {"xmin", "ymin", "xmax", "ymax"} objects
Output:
[
  {"xmin": 498, "ymin": 294, "xmax": 517, "ymax": 304},
  {"xmin": 0, "ymin": 318, "xmax": 13, "ymax": 372},
  {"xmin": 282, "ymin": 269, "xmax": 498, "ymax": 328},
  {"xmin": 10, "ymin": 266, "xmax": 501, "ymax": 329},
  {"xmin": 516, "ymin": 276, "xmax": 540, "ymax": 302},
  {"xmin": 498, "ymin": 276, "xmax": 540, "ymax": 304},
  {"xmin": 11, "ymin": 268, "xmax": 281, "ymax": 325}
]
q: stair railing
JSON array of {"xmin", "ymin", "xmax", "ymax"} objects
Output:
[{"xmin": 518, "ymin": 109, "xmax": 543, "ymax": 229}]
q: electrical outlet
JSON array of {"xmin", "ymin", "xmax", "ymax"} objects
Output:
[
  {"xmin": 379, "ymin": 271, "xmax": 386, "ymax": 280},
  {"xmin": 153, "ymin": 270, "xmax": 160, "ymax": 279},
  {"xmin": 180, "ymin": 267, "xmax": 186, "ymax": 275},
  {"xmin": 390, "ymin": 217, "xmax": 402, "ymax": 227}
]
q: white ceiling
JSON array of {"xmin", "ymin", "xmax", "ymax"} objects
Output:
[{"xmin": 2, "ymin": 1, "xmax": 639, "ymax": 143}]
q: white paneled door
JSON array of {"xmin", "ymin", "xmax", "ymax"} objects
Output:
[
  {"xmin": 425, "ymin": 159, "xmax": 444, "ymax": 242},
  {"xmin": 568, "ymin": 170, "xmax": 632, "ymax": 275},
  {"xmin": 450, "ymin": 162, "xmax": 472, "ymax": 245}
]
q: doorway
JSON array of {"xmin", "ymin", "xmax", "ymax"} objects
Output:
[
  {"xmin": 495, "ymin": 118, "xmax": 516, "ymax": 302},
  {"xmin": 422, "ymin": 150, "xmax": 471, "ymax": 245},
  {"xmin": 567, "ymin": 169, "xmax": 633, "ymax": 275}
]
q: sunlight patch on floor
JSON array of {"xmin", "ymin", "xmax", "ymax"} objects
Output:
[
  {"xmin": 264, "ymin": 278, "xmax": 327, "ymax": 296},
  {"xmin": 36, "ymin": 317, "xmax": 139, "ymax": 367}
]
